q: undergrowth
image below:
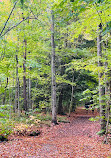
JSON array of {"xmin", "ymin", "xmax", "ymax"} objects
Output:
[{"xmin": 0, "ymin": 105, "xmax": 68, "ymax": 139}]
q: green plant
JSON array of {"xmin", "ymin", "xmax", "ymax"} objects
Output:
[
  {"xmin": 57, "ymin": 115, "xmax": 69, "ymax": 123},
  {"xmin": 0, "ymin": 105, "xmax": 13, "ymax": 139},
  {"xmin": 0, "ymin": 104, "xmax": 12, "ymax": 118},
  {"xmin": 0, "ymin": 118, "xmax": 14, "ymax": 139},
  {"xmin": 36, "ymin": 113, "xmax": 52, "ymax": 121}
]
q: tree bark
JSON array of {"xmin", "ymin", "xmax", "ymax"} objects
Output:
[
  {"xmin": 51, "ymin": 10, "xmax": 57, "ymax": 124},
  {"xmin": 69, "ymin": 73, "xmax": 74, "ymax": 116},
  {"xmin": 103, "ymin": 39, "xmax": 111, "ymax": 135},
  {"xmin": 97, "ymin": 23, "xmax": 106, "ymax": 134},
  {"xmin": 29, "ymin": 78, "xmax": 32, "ymax": 109},
  {"xmin": 58, "ymin": 88, "xmax": 64, "ymax": 115},
  {"xmin": 15, "ymin": 54, "xmax": 20, "ymax": 114},
  {"xmin": 109, "ymin": 70, "xmax": 111, "ymax": 124},
  {"xmin": 23, "ymin": 39, "xmax": 27, "ymax": 111},
  {"xmin": 27, "ymin": 77, "xmax": 32, "ymax": 110},
  {"xmin": 2, "ymin": 77, "xmax": 8, "ymax": 105}
]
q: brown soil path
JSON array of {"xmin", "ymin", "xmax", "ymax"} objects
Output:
[{"xmin": 0, "ymin": 107, "xmax": 111, "ymax": 158}]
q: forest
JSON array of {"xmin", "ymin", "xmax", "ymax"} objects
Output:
[{"xmin": 0, "ymin": 0, "xmax": 111, "ymax": 157}]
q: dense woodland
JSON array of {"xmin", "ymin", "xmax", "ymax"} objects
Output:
[{"xmin": 0, "ymin": 0, "xmax": 111, "ymax": 152}]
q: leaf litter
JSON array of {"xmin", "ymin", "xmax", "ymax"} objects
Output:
[{"xmin": 0, "ymin": 107, "xmax": 111, "ymax": 158}]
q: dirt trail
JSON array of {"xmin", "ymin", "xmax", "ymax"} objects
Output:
[{"xmin": 0, "ymin": 107, "xmax": 111, "ymax": 158}]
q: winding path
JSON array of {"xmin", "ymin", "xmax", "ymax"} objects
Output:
[{"xmin": 0, "ymin": 107, "xmax": 111, "ymax": 158}]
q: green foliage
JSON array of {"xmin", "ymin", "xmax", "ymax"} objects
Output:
[
  {"xmin": 102, "ymin": 21, "xmax": 111, "ymax": 36},
  {"xmin": 0, "ymin": 118, "xmax": 13, "ymax": 138},
  {"xmin": 97, "ymin": 0, "xmax": 104, "ymax": 3},
  {"xmin": 97, "ymin": 129, "xmax": 105, "ymax": 136},
  {"xmin": 37, "ymin": 113, "xmax": 52, "ymax": 121},
  {"xmin": 57, "ymin": 115, "xmax": 69, "ymax": 123},
  {"xmin": 20, "ymin": 0, "xmax": 24, "ymax": 5},
  {"xmin": 0, "ymin": 0, "xmax": 110, "ymax": 126},
  {"xmin": 0, "ymin": 105, "xmax": 13, "ymax": 138},
  {"xmin": 0, "ymin": 105, "xmax": 12, "ymax": 118},
  {"xmin": 89, "ymin": 116, "xmax": 100, "ymax": 122}
]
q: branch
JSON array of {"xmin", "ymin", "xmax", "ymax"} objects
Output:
[
  {"xmin": 93, "ymin": 3, "xmax": 103, "ymax": 25},
  {"xmin": 1, "ymin": 16, "xmax": 45, "ymax": 37},
  {"xmin": 1, "ymin": 16, "xmax": 30, "ymax": 37},
  {"xmin": 0, "ymin": 0, "xmax": 18, "ymax": 36},
  {"xmin": 29, "ymin": 7, "xmax": 50, "ymax": 27}
]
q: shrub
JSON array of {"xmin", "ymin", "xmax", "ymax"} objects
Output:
[{"xmin": 0, "ymin": 105, "xmax": 13, "ymax": 140}]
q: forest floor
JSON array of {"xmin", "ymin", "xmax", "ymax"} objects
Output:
[{"xmin": 0, "ymin": 107, "xmax": 111, "ymax": 158}]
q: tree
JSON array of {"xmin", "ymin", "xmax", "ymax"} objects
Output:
[
  {"xmin": 97, "ymin": 23, "xmax": 106, "ymax": 134},
  {"xmin": 51, "ymin": 10, "xmax": 57, "ymax": 124}
]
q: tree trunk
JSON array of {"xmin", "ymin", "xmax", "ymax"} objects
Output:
[
  {"xmin": 23, "ymin": 39, "xmax": 27, "ymax": 111},
  {"xmin": 103, "ymin": 39, "xmax": 111, "ymax": 140},
  {"xmin": 51, "ymin": 10, "xmax": 57, "ymax": 124},
  {"xmin": 15, "ymin": 54, "xmax": 20, "ymax": 114},
  {"xmin": 109, "ymin": 71, "xmax": 111, "ymax": 124},
  {"xmin": 27, "ymin": 77, "xmax": 32, "ymax": 110},
  {"xmin": 29, "ymin": 78, "xmax": 32, "ymax": 109},
  {"xmin": 2, "ymin": 77, "xmax": 8, "ymax": 105},
  {"xmin": 97, "ymin": 23, "xmax": 106, "ymax": 134},
  {"xmin": 58, "ymin": 88, "xmax": 64, "ymax": 115},
  {"xmin": 69, "ymin": 73, "xmax": 74, "ymax": 116}
]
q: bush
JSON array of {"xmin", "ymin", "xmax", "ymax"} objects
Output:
[
  {"xmin": 0, "ymin": 105, "xmax": 13, "ymax": 140},
  {"xmin": 0, "ymin": 118, "xmax": 13, "ymax": 139}
]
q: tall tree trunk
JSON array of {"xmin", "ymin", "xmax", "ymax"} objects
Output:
[
  {"xmin": 15, "ymin": 55, "xmax": 20, "ymax": 114},
  {"xmin": 104, "ymin": 41, "xmax": 111, "ymax": 143},
  {"xmin": 58, "ymin": 88, "xmax": 64, "ymax": 115},
  {"xmin": 51, "ymin": 10, "xmax": 57, "ymax": 124},
  {"xmin": 8, "ymin": 78, "xmax": 12, "ymax": 120},
  {"xmin": 12, "ymin": 66, "xmax": 15, "ymax": 112},
  {"xmin": 69, "ymin": 73, "xmax": 74, "ymax": 116},
  {"xmin": 2, "ymin": 77, "xmax": 8, "ymax": 105},
  {"xmin": 23, "ymin": 39, "xmax": 27, "ymax": 111},
  {"xmin": 17, "ymin": 77, "xmax": 20, "ymax": 116},
  {"xmin": 28, "ymin": 77, "xmax": 32, "ymax": 109},
  {"xmin": 27, "ymin": 77, "xmax": 32, "ymax": 110},
  {"xmin": 16, "ymin": 55, "xmax": 20, "ymax": 115},
  {"xmin": 97, "ymin": 23, "xmax": 106, "ymax": 134},
  {"xmin": 109, "ymin": 70, "xmax": 111, "ymax": 122}
]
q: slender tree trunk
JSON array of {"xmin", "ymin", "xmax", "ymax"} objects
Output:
[
  {"xmin": 28, "ymin": 77, "xmax": 32, "ymax": 109},
  {"xmin": 109, "ymin": 70, "xmax": 111, "ymax": 124},
  {"xmin": 97, "ymin": 23, "xmax": 106, "ymax": 134},
  {"xmin": 69, "ymin": 73, "xmax": 74, "ymax": 116},
  {"xmin": 15, "ymin": 55, "xmax": 19, "ymax": 113},
  {"xmin": 104, "ymin": 39, "xmax": 111, "ymax": 138},
  {"xmin": 27, "ymin": 77, "xmax": 31, "ymax": 110},
  {"xmin": 58, "ymin": 88, "xmax": 64, "ymax": 115},
  {"xmin": 23, "ymin": 39, "xmax": 27, "ymax": 111},
  {"xmin": 104, "ymin": 62, "xmax": 109, "ymax": 114},
  {"xmin": 2, "ymin": 77, "xmax": 8, "ymax": 105},
  {"xmin": 51, "ymin": 10, "xmax": 57, "ymax": 124},
  {"xmin": 104, "ymin": 68, "xmax": 110, "ymax": 143},
  {"xmin": 17, "ymin": 78, "xmax": 20, "ymax": 116},
  {"xmin": 27, "ymin": 78, "xmax": 29, "ymax": 109},
  {"xmin": 16, "ymin": 55, "xmax": 20, "ymax": 115},
  {"xmin": 9, "ymin": 78, "xmax": 12, "ymax": 120},
  {"xmin": 12, "ymin": 67, "xmax": 15, "ymax": 112}
]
